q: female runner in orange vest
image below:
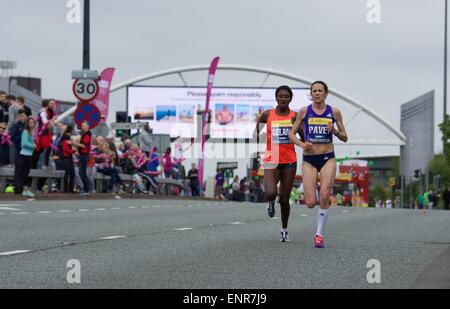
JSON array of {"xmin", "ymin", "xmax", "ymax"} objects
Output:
[{"xmin": 254, "ymin": 86, "xmax": 298, "ymax": 242}]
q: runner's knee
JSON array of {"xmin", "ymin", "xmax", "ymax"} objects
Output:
[
  {"xmin": 319, "ymin": 189, "xmax": 331, "ymax": 203},
  {"xmin": 279, "ymin": 196, "xmax": 290, "ymax": 206},
  {"xmin": 305, "ymin": 197, "xmax": 317, "ymax": 208},
  {"xmin": 265, "ymin": 190, "xmax": 278, "ymax": 202}
]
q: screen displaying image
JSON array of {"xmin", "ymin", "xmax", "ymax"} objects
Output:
[
  {"xmin": 179, "ymin": 105, "xmax": 195, "ymax": 123},
  {"xmin": 236, "ymin": 105, "xmax": 250, "ymax": 123},
  {"xmin": 156, "ymin": 105, "xmax": 177, "ymax": 122},
  {"xmin": 215, "ymin": 103, "xmax": 235, "ymax": 126},
  {"xmin": 134, "ymin": 106, "xmax": 155, "ymax": 120},
  {"xmin": 128, "ymin": 87, "xmax": 310, "ymax": 138},
  {"xmin": 251, "ymin": 105, "xmax": 274, "ymax": 122}
]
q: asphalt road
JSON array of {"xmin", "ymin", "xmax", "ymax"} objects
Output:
[{"xmin": 0, "ymin": 199, "xmax": 449, "ymax": 289}]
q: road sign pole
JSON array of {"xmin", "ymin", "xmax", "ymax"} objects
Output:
[
  {"xmin": 83, "ymin": 0, "xmax": 90, "ymax": 70},
  {"xmin": 410, "ymin": 180, "xmax": 413, "ymax": 209},
  {"xmin": 401, "ymin": 175, "xmax": 404, "ymax": 209}
]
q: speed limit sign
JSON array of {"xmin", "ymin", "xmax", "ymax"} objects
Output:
[{"xmin": 72, "ymin": 79, "xmax": 99, "ymax": 102}]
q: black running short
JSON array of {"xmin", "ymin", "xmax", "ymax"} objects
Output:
[
  {"xmin": 303, "ymin": 152, "xmax": 335, "ymax": 172},
  {"xmin": 264, "ymin": 162, "xmax": 297, "ymax": 171}
]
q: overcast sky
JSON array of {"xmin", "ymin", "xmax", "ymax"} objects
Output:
[{"xmin": 0, "ymin": 0, "xmax": 447, "ymax": 156}]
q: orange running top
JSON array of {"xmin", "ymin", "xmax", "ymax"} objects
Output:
[{"xmin": 263, "ymin": 108, "xmax": 297, "ymax": 164}]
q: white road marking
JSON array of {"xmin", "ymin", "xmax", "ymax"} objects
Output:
[
  {"xmin": 127, "ymin": 207, "xmax": 136, "ymax": 209},
  {"xmin": 13, "ymin": 212, "xmax": 29, "ymax": 215},
  {"xmin": 57, "ymin": 210, "xmax": 71, "ymax": 213},
  {"xmin": 301, "ymin": 214, "xmax": 309, "ymax": 217},
  {"xmin": 229, "ymin": 222, "xmax": 244, "ymax": 225},
  {"xmin": 78, "ymin": 209, "xmax": 90, "ymax": 212},
  {"xmin": 141, "ymin": 206, "xmax": 150, "ymax": 209},
  {"xmin": 271, "ymin": 217, "xmax": 280, "ymax": 220},
  {"xmin": 0, "ymin": 207, "xmax": 21, "ymax": 211},
  {"xmin": 152, "ymin": 206, "xmax": 161, "ymax": 208},
  {"xmin": 111, "ymin": 207, "xmax": 122, "ymax": 210},
  {"xmin": 0, "ymin": 213, "xmax": 5, "ymax": 215},
  {"xmin": 96, "ymin": 208, "xmax": 106, "ymax": 211},
  {"xmin": 174, "ymin": 228, "xmax": 193, "ymax": 231},
  {"xmin": 0, "ymin": 203, "xmax": 21, "ymax": 207},
  {"xmin": 37, "ymin": 211, "xmax": 52, "ymax": 214},
  {"xmin": 99, "ymin": 236, "xmax": 126, "ymax": 240},
  {"xmin": 0, "ymin": 250, "xmax": 31, "ymax": 256}
]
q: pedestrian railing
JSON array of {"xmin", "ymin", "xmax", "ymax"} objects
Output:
[
  {"xmin": 0, "ymin": 167, "xmax": 184, "ymax": 196},
  {"xmin": 0, "ymin": 167, "xmax": 65, "ymax": 192}
]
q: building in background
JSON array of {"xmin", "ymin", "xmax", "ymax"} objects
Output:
[
  {"xmin": 400, "ymin": 91, "xmax": 434, "ymax": 183},
  {"xmin": 0, "ymin": 76, "xmax": 43, "ymax": 115}
]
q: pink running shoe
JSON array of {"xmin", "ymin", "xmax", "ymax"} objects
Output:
[{"xmin": 314, "ymin": 235, "xmax": 324, "ymax": 248}]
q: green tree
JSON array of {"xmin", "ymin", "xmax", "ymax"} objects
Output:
[
  {"xmin": 369, "ymin": 184, "xmax": 388, "ymax": 207},
  {"xmin": 391, "ymin": 157, "xmax": 400, "ymax": 178},
  {"xmin": 439, "ymin": 114, "xmax": 450, "ymax": 162},
  {"xmin": 428, "ymin": 154, "xmax": 450, "ymax": 189},
  {"xmin": 404, "ymin": 181, "xmax": 420, "ymax": 208},
  {"xmin": 428, "ymin": 115, "xmax": 450, "ymax": 190}
]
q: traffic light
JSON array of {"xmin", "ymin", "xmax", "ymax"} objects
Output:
[
  {"xmin": 414, "ymin": 169, "xmax": 420, "ymax": 179},
  {"xmin": 396, "ymin": 176, "xmax": 402, "ymax": 189},
  {"xmin": 116, "ymin": 111, "xmax": 127, "ymax": 122},
  {"xmin": 389, "ymin": 177, "xmax": 396, "ymax": 187},
  {"xmin": 115, "ymin": 112, "xmax": 131, "ymax": 138}
]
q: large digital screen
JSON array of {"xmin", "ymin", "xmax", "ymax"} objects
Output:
[{"xmin": 127, "ymin": 86, "xmax": 311, "ymax": 139}]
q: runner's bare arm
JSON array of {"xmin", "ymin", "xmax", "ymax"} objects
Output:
[
  {"xmin": 252, "ymin": 110, "xmax": 269, "ymax": 140},
  {"xmin": 289, "ymin": 107, "xmax": 310, "ymax": 150},
  {"xmin": 291, "ymin": 111, "xmax": 305, "ymax": 143},
  {"xmin": 330, "ymin": 107, "xmax": 348, "ymax": 143},
  {"xmin": 291, "ymin": 112, "xmax": 298, "ymax": 124}
]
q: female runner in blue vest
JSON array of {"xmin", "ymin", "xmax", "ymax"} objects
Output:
[{"xmin": 289, "ymin": 81, "xmax": 348, "ymax": 248}]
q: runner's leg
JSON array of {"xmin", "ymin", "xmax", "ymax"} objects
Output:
[
  {"xmin": 316, "ymin": 159, "xmax": 337, "ymax": 237},
  {"xmin": 264, "ymin": 167, "xmax": 280, "ymax": 218},
  {"xmin": 302, "ymin": 162, "xmax": 319, "ymax": 209},
  {"xmin": 264, "ymin": 167, "xmax": 280, "ymax": 201},
  {"xmin": 279, "ymin": 166, "xmax": 296, "ymax": 229}
]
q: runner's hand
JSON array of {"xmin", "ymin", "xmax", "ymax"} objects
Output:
[
  {"xmin": 327, "ymin": 122, "xmax": 336, "ymax": 134},
  {"xmin": 302, "ymin": 141, "xmax": 313, "ymax": 151}
]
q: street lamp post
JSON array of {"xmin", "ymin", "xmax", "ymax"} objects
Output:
[
  {"xmin": 445, "ymin": 0, "xmax": 448, "ymax": 151},
  {"xmin": 83, "ymin": 0, "xmax": 90, "ymax": 70}
]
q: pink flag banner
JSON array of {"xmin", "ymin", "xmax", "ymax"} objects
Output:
[
  {"xmin": 198, "ymin": 57, "xmax": 220, "ymax": 185},
  {"xmin": 93, "ymin": 68, "xmax": 115, "ymax": 123}
]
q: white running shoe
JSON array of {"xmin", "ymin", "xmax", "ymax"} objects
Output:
[{"xmin": 280, "ymin": 230, "xmax": 289, "ymax": 242}]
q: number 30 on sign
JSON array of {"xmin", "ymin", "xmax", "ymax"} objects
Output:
[{"xmin": 73, "ymin": 79, "xmax": 99, "ymax": 102}]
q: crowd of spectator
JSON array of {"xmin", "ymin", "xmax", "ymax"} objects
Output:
[{"xmin": 0, "ymin": 91, "xmax": 264, "ymax": 200}]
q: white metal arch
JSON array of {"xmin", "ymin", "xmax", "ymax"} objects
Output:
[{"xmin": 58, "ymin": 64, "xmax": 406, "ymax": 144}]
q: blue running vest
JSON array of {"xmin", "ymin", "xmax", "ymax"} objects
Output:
[{"xmin": 304, "ymin": 104, "xmax": 335, "ymax": 144}]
